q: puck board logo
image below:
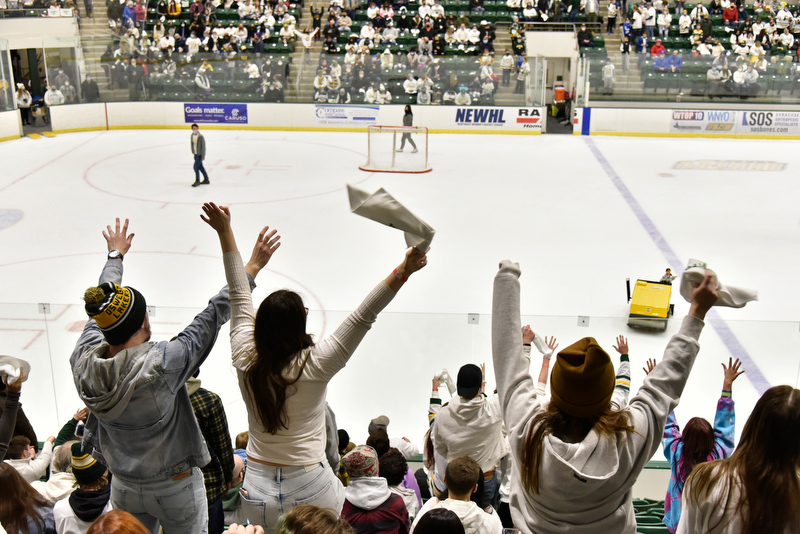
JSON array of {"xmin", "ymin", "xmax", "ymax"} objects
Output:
[
  {"xmin": 454, "ymin": 108, "xmax": 507, "ymax": 126},
  {"xmin": 184, "ymin": 103, "xmax": 248, "ymax": 124},
  {"xmin": 672, "ymin": 111, "xmax": 704, "ymax": 120},
  {"xmin": 516, "ymin": 108, "xmax": 541, "ymax": 124},
  {"xmin": 315, "ymin": 105, "xmax": 379, "ymax": 125}
]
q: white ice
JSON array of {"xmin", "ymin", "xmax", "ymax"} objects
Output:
[{"xmin": 1, "ymin": 130, "xmax": 798, "ymax": 458}]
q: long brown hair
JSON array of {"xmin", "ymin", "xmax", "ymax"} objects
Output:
[
  {"xmin": 685, "ymin": 385, "xmax": 800, "ymax": 534},
  {"xmin": 248, "ymin": 290, "xmax": 314, "ymax": 434},
  {"xmin": 520, "ymin": 402, "xmax": 635, "ymax": 494},
  {"xmin": 677, "ymin": 417, "xmax": 714, "ymax": 486},
  {"xmin": 0, "ymin": 462, "xmax": 51, "ymax": 534}
]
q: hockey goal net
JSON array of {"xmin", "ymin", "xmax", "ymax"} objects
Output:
[{"xmin": 359, "ymin": 125, "xmax": 432, "ymax": 173}]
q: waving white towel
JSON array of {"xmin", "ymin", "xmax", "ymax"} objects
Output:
[
  {"xmin": 680, "ymin": 259, "xmax": 758, "ymax": 308},
  {"xmin": 347, "ymin": 184, "xmax": 435, "ymax": 252},
  {"xmin": 0, "ymin": 355, "xmax": 31, "ymax": 386}
]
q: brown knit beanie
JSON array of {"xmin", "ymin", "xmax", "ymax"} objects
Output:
[{"xmin": 550, "ymin": 337, "xmax": 615, "ymax": 418}]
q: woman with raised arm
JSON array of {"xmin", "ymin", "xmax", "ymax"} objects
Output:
[
  {"xmin": 201, "ymin": 202, "xmax": 429, "ymax": 531},
  {"xmin": 650, "ymin": 357, "xmax": 742, "ymax": 533},
  {"xmin": 677, "ymin": 384, "xmax": 800, "ymax": 534},
  {"xmin": 491, "ymin": 260, "xmax": 719, "ymax": 534}
]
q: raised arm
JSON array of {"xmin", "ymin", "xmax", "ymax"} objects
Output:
[
  {"xmin": 523, "ymin": 325, "xmax": 556, "ymax": 398},
  {"xmin": 630, "ymin": 271, "xmax": 718, "ymax": 462},
  {"xmin": 308, "ymin": 246, "xmax": 429, "ymax": 379},
  {"xmin": 492, "ymin": 261, "xmax": 545, "ymax": 443},
  {"xmin": 72, "ymin": 218, "xmax": 135, "ymax": 360},
  {"xmin": 610, "ymin": 335, "xmax": 631, "ymax": 410},
  {"xmin": 201, "ymin": 203, "xmax": 278, "ymax": 371},
  {"xmin": 384, "ymin": 246, "xmax": 428, "ymax": 291},
  {"xmin": 712, "ymin": 358, "xmax": 743, "ymax": 459},
  {"xmin": 0, "ymin": 373, "xmax": 23, "ymax": 459},
  {"xmin": 201, "ymin": 202, "xmax": 281, "ymax": 281}
]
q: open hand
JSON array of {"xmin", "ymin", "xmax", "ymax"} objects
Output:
[
  {"xmin": 643, "ymin": 358, "xmax": 657, "ymax": 375},
  {"xmin": 102, "ymin": 218, "xmax": 134, "ymax": 255},
  {"xmin": 73, "ymin": 407, "xmax": 89, "ymax": 422},
  {"xmin": 612, "ymin": 335, "xmax": 629, "ymax": 355},
  {"xmin": 722, "ymin": 357, "xmax": 744, "ymax": 390},
  {"xmin": 200, "ymin": 202, "xmax": 231, "ymax": 234},
  {"xmin": 247, "ymin": 226, "xmax": 281, "ymax": 273},
  {"xmin": 545, "ymin": 336, "xmax": 558, "ymax": 353}
]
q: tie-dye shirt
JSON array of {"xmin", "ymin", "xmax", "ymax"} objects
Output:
[{"xmin": 662, "ymin": 395, "xmax": 735, "ymax": 533}]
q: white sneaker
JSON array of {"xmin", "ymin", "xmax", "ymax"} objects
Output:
[
  {"xmin": 396, "ymin": 148, "xmax": 403, "ymax": 152},
  {"xmin": 411, "ymin": 148, "xmax": 418, "ymax": 153}
]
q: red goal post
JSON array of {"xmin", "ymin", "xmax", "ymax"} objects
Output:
[{"xmin": 359, "ymin": 125, "xmax": 432, "ymax": 174}]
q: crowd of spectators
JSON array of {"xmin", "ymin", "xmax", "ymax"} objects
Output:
[
  {"xmin": 66, "ymin": 0, "xmax": 535, "ymax": 102},
  {"xmin": 605, "ymin": 0, "xmax": 800, "ymax": 97},
  {"xmin": 308, "ymin": 7, "xmax": 532, "ymax": 103},
  {"xmin": 2, "ymin": 212, "xmax": 798, "ymax": 534}
]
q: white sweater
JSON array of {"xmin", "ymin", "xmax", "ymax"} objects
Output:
[
  {"xmin": 4, "ymin": 441, "xmax": 53, "ymax": 483},
  {"xmin": 411, "ymin": 498, "xmax": 503, "ymax": 534},
  {"xmin": 225, "ymin": 252, "xmax": 396, "ymax": 465},
  {"xmin": 432, "ymin": 393, "xmax": 510, "ymax": 473},
  {"xmin": 491, "ymin": 260, "xmax": 705, "ymax": 534}
]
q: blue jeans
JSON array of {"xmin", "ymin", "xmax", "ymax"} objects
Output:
[
  {"xmin": 483, "ymin": 470, "xmax": 498, "ymax": 507},
  {"xmin": 111, "ymin": 467, "xmax": 208, "ymax": 534},
  {"xmin": 240, "ymin": 461, "xmax": 344, "ymax": 533},
  {"xmin": 194, "ymin": 154, "xmax": 209, "ymax": 183}
]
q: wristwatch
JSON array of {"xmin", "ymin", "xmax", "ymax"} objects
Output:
[{"xmin": 108, "ymin": 250, "xmax": 124, "ymax": 262}]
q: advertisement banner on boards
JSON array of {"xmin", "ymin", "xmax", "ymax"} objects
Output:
[
  {"xmin": 315, "ymin": 105, "xmax": 380, "ymax": 126},
  {"xmin": 452, "ymin": 107, "xmax": 546, "ymax": 131},
  {"xmin": 669, "ymin": 110, "xmax": 800, "ymax": 135},
  {"xmin": 184, "ymin": 103, "xmax": 248, "ymax": 124}
]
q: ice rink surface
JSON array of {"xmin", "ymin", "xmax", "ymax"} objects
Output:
[{"xmin": 1, "ymin": 129, "xmax": 798, "ymax": 456}]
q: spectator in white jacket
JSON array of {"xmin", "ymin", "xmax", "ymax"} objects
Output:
[
  {"xmin": 491, "ymin": 260, "xmax": 719, "ymax": 534},
  {"xmin": 432, "ymin": 364, "xmax": 509, "ymax": 506},
  {"xmin": 411, "ymin": 456, "xmax": 503, "ymax": 534},
  {"xmin": 404, "ymin": 73, "xmax": 419, "ymax": 93},
  {"xmin": 4, "ymin": 435, "xmax": 55, "ymax": 483}
]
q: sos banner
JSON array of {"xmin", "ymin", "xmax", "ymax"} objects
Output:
[{"xmin": 670, "ymin": 110, "xmax": 800, "ymax": 135}]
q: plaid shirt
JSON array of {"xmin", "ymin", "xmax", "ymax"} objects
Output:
[{"xmin": 190, "ymin": 386, "xmax": 235, "ymax": 503}]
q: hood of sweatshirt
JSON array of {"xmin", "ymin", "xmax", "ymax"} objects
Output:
[
  {"xmin": 541, "ymin": 428, "xmax": 623, "ymax": 499},
  {"xmin": 186, "ymin": 376, "xmax": 201, "ymax": 396},
  {"xmin": 433, "ymin": 499, "xmax": 489, "ymax": 533},
  {"xmin": 345, "ymin": 476, "xmax": 392, "ymax": 510},
  {"xmin": 447, "ymin": 394, "xmax": 486, "ymax": 423},
  {"xmin": 69, "ymin": 484, "xmax": 112, "ymax": 522},
  {"xmin": 72, "ymin": 342, "xmax": 154, "ymax": 419},
  {"xmin": 31, "ymin": 472, "xmax": 78, "ymax": 503}
]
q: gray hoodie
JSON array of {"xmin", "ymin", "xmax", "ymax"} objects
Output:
[
  {"xmin": 492, "ymin": 260, "xmax": 705, "ymax": 534},
  {"xmin": 71, "ymin": 259, "xmax": 254, "ymax": 483}
]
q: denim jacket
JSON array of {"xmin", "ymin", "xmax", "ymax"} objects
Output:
[{"xmin": 70, "ymin": 259, "xmax": 255, "ymax": 483}]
